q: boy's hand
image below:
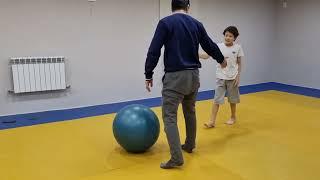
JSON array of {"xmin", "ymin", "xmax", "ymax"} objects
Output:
[
  {"xmin": 199, "ymin": 53, "xmax": 210, "ymax": 60},
  {"xmin": 145, "ymin": 79, "xmax": 153, "ymax": 92},
  {"xmin": 234, "ymin": 74, "xmax": 240, "ymax": 87},
  {"xmin": 221, "ymin": 58, "xmax": 228, "ymax": 68}
]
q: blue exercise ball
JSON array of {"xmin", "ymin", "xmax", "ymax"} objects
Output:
[{"xmin": 112, "ymin": 104, "xmax": 160, "ymax": 153}]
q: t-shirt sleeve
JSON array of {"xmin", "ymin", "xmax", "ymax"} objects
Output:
[{"xmin": 238, "ymin": 45, "xmax": 245, "ymax": 57}]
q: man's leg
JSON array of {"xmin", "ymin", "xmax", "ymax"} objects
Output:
[
  {"xmin": 161, "ymin": 90, "xmax": 184, "ymax": 168},
  {"xmin": 181, "ymin": 90, "xmax": 198, "ymax": 153}
]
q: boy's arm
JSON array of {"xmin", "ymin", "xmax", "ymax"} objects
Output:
[
  {"xmin": 199, "ymin": 52, "xmax": 210, "ymax": 59},
  {"xmin": 234, "ymin": 57, "xmax": 242, "ymax": 87},
  {"xmin": 237, "ymin": 45, "xmax": 244, "ymax": 76},
  {"xmin": 237, "ymin": 57, "xmax": 242, "ymax": 75}
]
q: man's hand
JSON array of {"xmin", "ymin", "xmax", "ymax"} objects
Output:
[
  {"xmin": 221, "ymin": 58, "xmax": 228, "ymax": 68},
  {"xmin": 145, "ymin": 79, "xmax": 153, "ymax": 92}
]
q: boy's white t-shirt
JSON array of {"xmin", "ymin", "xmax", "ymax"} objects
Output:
[{"xmin": 216, "ymin": 43, "xmax": 244, "ymax": 80}]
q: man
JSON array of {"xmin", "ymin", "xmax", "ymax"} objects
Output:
[{"xmin": 144, "ymin": 0, "xmax": 227, "ymax": 169}]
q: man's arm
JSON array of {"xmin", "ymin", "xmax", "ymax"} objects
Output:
[
  {"xmin": 198, "ymin": 23, "xmax": 227, "ymax": 67},
  {"xmin": 144, "ymin": 20, "xmax": 168, "ymax": 92}
]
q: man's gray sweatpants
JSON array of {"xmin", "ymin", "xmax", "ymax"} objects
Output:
[{"xmin": 162, "ymin": 69, "xmax": 200, "ymax": 163}]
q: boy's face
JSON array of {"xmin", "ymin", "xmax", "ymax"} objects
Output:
[{"xmin": 224, "ymin": 31, "xmax": 235, "ymax": 45}]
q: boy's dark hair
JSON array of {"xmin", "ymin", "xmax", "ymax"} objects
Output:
[
  {"xmin": 172, "ymin": 0, "xmax": 190, "ymax": 12},
  {"xmin": 223, "ymin": 26, "xmax": 240, "ymax": 39}
]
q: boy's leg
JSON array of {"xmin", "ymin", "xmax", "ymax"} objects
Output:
[
  {"xmin": 226, "ymin": 103, "xmax": 237, "ymax": 125},
  {"xmin": 204, "ymin": 79, "xmax": 226, "ymax": 128},
  {"xmin": 226, "ymin": 80, "xmax": 240, "ymax": 125},
  {"xmin": 204, "ymin": 103, "xmax": 220, "ymax": 128}
]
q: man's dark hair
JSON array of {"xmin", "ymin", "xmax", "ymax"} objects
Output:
[
  {"xmin": 223, "ymin": 26, "xmax": 240, "ymax": 39},
  {"xmin": 172, "ymin": 0, "xmax": 190, "ymax": 12}
]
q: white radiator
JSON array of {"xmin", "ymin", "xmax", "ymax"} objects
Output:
[{"xmin": 10, "ymin": 56, "xmax": 67, "ymax": 93}]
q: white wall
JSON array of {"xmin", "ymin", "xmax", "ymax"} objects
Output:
[
  {"xmin": 0, "ymin": 0, "xmax": 159, "ymax": 116},
  {"xmin": 274, "ymin": 0, "xmax": 320, "ymax": 89},
  {"xmin": 0, "ymin": 0, "xmax": 276, "ymax": 116}
]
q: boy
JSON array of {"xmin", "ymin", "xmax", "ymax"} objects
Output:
[{"xmin": 200, "ymin": 26, "xmax": 244, "ymax": 128}]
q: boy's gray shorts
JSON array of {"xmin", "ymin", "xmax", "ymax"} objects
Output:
[{"xmin": 214, "ymin": 79, "xmax": 240, "ymax": 105}]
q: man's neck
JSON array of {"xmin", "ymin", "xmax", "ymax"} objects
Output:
[{"xmin": 173, "ymin": 10, "xmax": 187, "ymax": 14}]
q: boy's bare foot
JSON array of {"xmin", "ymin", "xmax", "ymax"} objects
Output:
[
  {"xmin": 204, "ymin": 121, "xmax": 215, "ymax": 128},
  {"xmin": 225, "ymin": 118, "xmax": 236, "ymax": 125}
]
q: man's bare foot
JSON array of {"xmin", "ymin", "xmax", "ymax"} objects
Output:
[
  {"xmin": 225, "ymin": 118, "xmax": 236, "ymax": 125},
  {"xmin": 204, "ymin": 121, "xmax": 216, "ymax": 128}
]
